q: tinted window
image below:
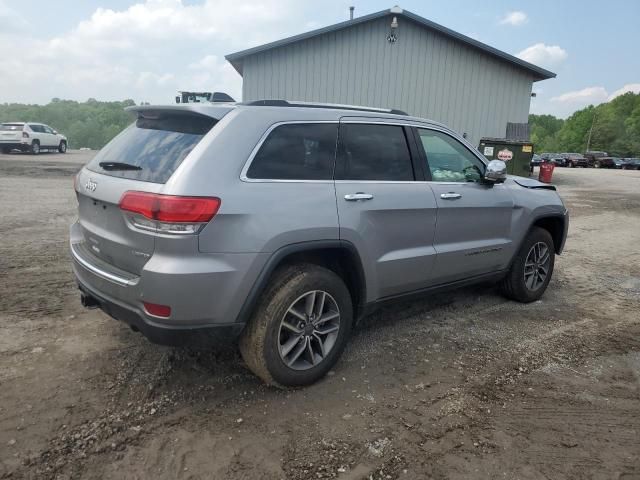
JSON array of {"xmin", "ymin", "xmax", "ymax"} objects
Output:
[
  {"xmin": 0, "ymin": 123, "xmax": 23, "ymax": 131},
  {"xmin": 86, "ymin": 113, "xmax": 216, "ymax": 183},
  {"xmin": 418, "ymin": 129, "xmax": 484, "ymax": 182},
  {"xmin": 29, "ymin": 124, "xmax": 44, "ymax": 133},
  {"xmin": 247, "ymin": 123, "xmax": 337, "ymax": 180},
  {"xmin": 337, "ymin": 124, "xmax": 413, "ymax": 181}
]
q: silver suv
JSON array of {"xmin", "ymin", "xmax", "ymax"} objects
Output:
[{"xmin": 70, "ymin": 101, "xmax": 568, "ymax": 386}]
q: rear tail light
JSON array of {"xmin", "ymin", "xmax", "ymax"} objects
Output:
[
  {"xmin": 143, "ymin": 301, "xmax": 171, "ymax": 318},
  {"xmin": 22, "ymin": 131, "xmax": 29, "ymax": 138},
  {"xmin": 119, "ymin": 191, "xmax": 221, "ymax": 234}
]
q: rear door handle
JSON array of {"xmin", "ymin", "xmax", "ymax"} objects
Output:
[
  {"xmin": 440, "ymin": 193, "xmax": 462, "ymax": 200},
  {"xmin": 344, "ymin": 193, "xmax": 374, "ymax": 201}
]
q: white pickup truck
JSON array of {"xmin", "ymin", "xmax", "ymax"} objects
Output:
[{"xmin": 0, "ymin": 122, "xmax": 67, "ymax": 154}]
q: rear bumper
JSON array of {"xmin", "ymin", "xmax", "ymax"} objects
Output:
[
  {"xmin": 69, "ymin": 221, "xmax": 268, "ymax": 346},
  {"xmin": 0, "ymin": 142, "xmax": 29, "ymax": 151},
  {"xmin": 76, "ymin": 280, "xmax": 244, "ymax": 346}
]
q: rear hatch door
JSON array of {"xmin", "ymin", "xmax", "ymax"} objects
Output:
[
  {"xmin": 0, "ymin": 123, "xmax": 24, "ymax": 142},
  {"xmin": 75, "ymin": 108, "xmax": 223, "ymax": 275}
]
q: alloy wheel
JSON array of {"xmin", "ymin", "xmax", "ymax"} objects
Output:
[
  {"xmin": 278, "ymin": 290, "xmax": 341, "ymax": 371},
  {"xmin": 523, "ymin": 242, "xmax": 551, "ymax": 291}
]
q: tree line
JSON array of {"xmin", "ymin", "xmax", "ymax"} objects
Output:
[
  {"xmin": 530, "ymin": 92, "xmax": 640, "ymax": 156},
  {"xmin": 2, "ymin": 93, "xmax": 639, "ymax": 155},
  {"xmin": 0, "ymin": 98, "xmax": 136, "ymax": 150}
]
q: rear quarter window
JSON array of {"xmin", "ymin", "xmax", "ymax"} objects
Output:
[
  {"xmin": 86, "ymin": 113, "xmax": 216, "ymax": 184},
  {"xmin": 246, "ymin": 123, "xmax": 337, "ymax": 180}
]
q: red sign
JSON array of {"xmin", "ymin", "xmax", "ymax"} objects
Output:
[{"xmin": 497, "ymin": 149, "xmax": 513, "ymax": 161}]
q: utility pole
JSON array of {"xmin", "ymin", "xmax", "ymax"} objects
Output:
[{"xmin": 586, "ymin": 110, "xmax": 597, "ymax": 152}]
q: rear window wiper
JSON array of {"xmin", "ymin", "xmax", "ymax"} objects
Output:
[{"xmin": 99, "ymin": 161, "xmax": 142, "ymax": 171}]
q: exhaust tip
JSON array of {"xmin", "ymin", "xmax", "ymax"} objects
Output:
[{"xmin": 80, "ymin": 293, "xmax": 100, "ymax": 309}]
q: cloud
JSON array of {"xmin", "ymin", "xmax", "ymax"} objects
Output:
[
  {"xmin": 0, "ymin": 0, "xmax": 28, "ymax": 33},
  {"xmin": 499, "ymin": 11, "xmax": 528, "ymax": 26},
  {"xmin": 517, "ymin": 43, "xmax": 567, "ymax": 68},
  {"xmin": 551, "ymin": 87, "xmax": 608, "ymax": 104},
  {"xmin": 608, "ymin": 83, "xmax": 640, "ymax": 100},
  {"xmin": 0, "ymin": 0, "xmax": 307, "ymax": 104}
]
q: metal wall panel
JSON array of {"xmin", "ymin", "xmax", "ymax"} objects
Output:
[{"xmin": 241, "ymin": 16, "xmax": 534, "ymax": 146}]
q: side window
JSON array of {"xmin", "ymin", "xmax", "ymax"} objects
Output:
[
  {"xmin": 246, "ymin": 123, "xmax": 337, "ymax": 180},
  {"xmin": 29, "ymin": 124, "xmax": 42, "ymax": 133},
  {"xmin": 417, "ymin": 129, "xmax": 484, "ymax": 182},
  {"xmin": 337, "ymin": 124, "xmax": 414, "ymax": 181}
]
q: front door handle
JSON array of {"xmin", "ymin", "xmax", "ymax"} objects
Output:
[
  {"xmin": 440, "ymin": 192, "xmax": 462, "ymax": 200},
  {"xmin": 344, "ymin": 193, "xmax": 374, "ymax": 201}
]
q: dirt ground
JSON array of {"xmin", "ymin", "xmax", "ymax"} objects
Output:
[{"xmin": 1, "ymin": 151, "xmax": 639, "ymax": 480}]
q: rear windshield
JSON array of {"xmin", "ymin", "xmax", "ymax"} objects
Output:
[
  {"xmin": 86, "ymin": 113, "xmax": 216, "ymax": 183},
  {"xmin": 0, "ymin": 124, "xmax": 24, "ymax": 131}
]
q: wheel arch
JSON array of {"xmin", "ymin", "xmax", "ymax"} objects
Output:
[
  {"xmin": 235, "ymin": 240, "xmax": 367, "ymax": 326},
  {"xmin": 531, "ymin": 214, "xmax": 567, "ymax": 254}
]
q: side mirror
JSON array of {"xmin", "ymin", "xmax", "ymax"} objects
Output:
[
  {"xmin": 484, "ymin": 160, "xmax": 507, "ymax": 184},
  {"xmin": 53, "ymin": 130, "xmax": 58, "ymax": 134}
]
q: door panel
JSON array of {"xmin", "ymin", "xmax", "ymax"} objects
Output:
[
  {"xmin": 335, "ymin": 122, "xmax": 438, "ymax": 300},
  {"xmin": 414, "ymin": 127, "xmax": 515, "ymax": 284},
  {"xmin": 429, "ymin": 182, "xmax": 514, "ymax": 283},
  {"xmin": 336, "ymin": 182, "xmax": 438, "ymax": 299}
]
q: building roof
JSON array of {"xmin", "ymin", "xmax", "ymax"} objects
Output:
[{"xmin": 225, "ymin": 7, "xmax": 556, "ymax": 81}]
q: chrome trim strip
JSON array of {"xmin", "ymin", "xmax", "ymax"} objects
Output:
[{"xmin": 71, "ymin": 242, "xmax": 139, "ymax": 287}]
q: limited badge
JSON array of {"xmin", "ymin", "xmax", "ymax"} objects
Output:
[{"xmin": 497, "ymin": 149, "xmax": 513, "ymax": 161}]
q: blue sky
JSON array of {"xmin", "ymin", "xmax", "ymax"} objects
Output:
[{"xmin": 1, "ymin": 0, "xmax": 638, "ymax": 117}]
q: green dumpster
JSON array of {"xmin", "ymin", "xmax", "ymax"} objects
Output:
[{"xmin": 478, "ymin": 138, "xmax": 534, "ymax": 177}]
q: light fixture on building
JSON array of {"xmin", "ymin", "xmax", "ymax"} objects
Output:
[{"xmin": 387, "ymin": 16, "xmax": 398, "ymax": 43}]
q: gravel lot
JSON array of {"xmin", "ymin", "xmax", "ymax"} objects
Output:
[{"xmin": 1, "ymin": 150, "xmax": 639, "ymax": 479}]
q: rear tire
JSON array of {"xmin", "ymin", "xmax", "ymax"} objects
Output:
[
  {"xmin": 58, "ymin": 141, "xmax": 67, "ymax": 153},
  {"xmin": 594, "ymin": 161, "xmax": 601, "ymax": 168},
  {"xmin": 31, "ymin": 141, "xmax": 40, "ymax": 155},
  {"xmin": 500, "ymin": 227, "xmax": 555, "ymax": 303},
  {"xmin": 239, "ymin": 264, "xmax": 353, "ymax": 387}
]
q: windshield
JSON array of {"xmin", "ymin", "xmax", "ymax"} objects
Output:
[{"xmin": 86, "ymin": 113, "xmax": 216, "ymax": 183}]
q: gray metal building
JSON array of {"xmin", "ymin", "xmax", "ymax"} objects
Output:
[{"xmin": 225, "ymin": 6, "xmax": 555, "ymax": 146}]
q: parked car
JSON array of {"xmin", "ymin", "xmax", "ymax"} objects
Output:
[
  {"xmin": 70, "ymin": 101, "xmax": 569, "ymax": 386},
  {"xmin": 591, "ymin": 157, "xmax": 620, "ymax": 169},
  {"xmin": 540, "ymin": 152, "xmax": 568, "ymax": 167},
  {"xmin": 611, "ymin": 157, "xmax": 625, "ymax": 169},
  {"xmin": 530, "ymin": 153, "xmax": 542, "ymax": 170},
  {"xmin": 561, "ymin": 153, "xmax": 588, "ymax": 168},
  {"xmin": 621, "ymin": 158, "xmax": 640, "ymax": 170},
  {"xmin": 551, "ymin": 154, "xmax": 569, "ymax": 167},
  {"xmin": 584, "ymin": 151, "xmax": 608, "ymax": 168},
  {"xmin": 0, "ymin": 122, "xmax": 67, "ymax": 154}
]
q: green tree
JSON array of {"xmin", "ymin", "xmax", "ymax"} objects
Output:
[
  {"xmin": 529, "ymin": 92, "xmax": 640, "ymax": 156},
  {"xmin": 0, "ymin": 98, "xmax": 135, "ymax": 149}
]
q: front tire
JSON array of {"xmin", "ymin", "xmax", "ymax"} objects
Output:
[
  {"xmin": 500, "ymin": 227, "xmax": 555, "ymax": 303},
  {"xmin": 239, "ymin": 264, "xmax": 353, "ymax": 387},
  {"xmin": 58, "ymin": 141, "xmax": 67, "ymax": 153}
]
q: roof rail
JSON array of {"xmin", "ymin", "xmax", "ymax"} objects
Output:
[{"xmin": 243, "ymin": 99, "xmax": 408, "ymax": 116}]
